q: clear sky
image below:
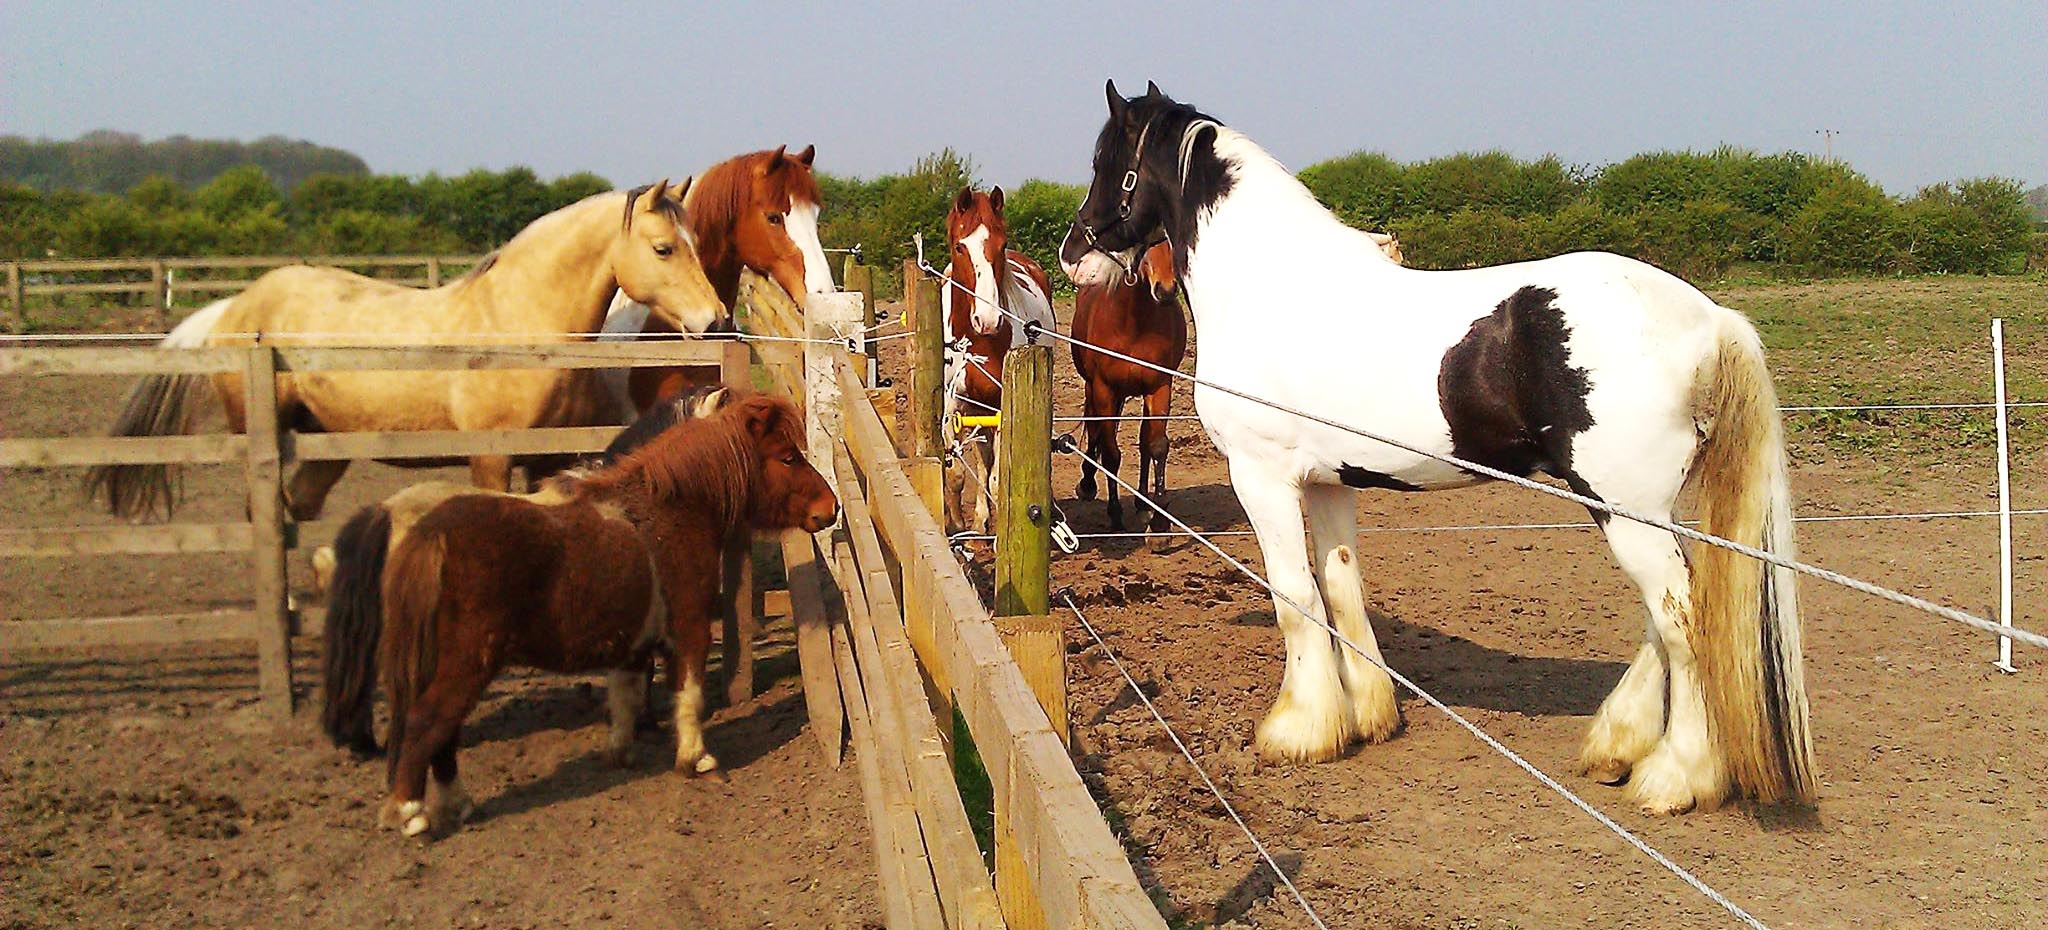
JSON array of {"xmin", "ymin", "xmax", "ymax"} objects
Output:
[{"xmin": 4, "ymin": 1, "xmax": 2043, "ymax": 193}]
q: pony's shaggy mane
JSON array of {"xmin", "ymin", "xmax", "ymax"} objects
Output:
[{"xmin": 574, "ymin": 392, "xmax": 799, "ymax": 530}]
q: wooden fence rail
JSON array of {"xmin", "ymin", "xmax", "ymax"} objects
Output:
[{"xmin": 6, "ymin": 253, "xmax": 485, "ymax": 332}]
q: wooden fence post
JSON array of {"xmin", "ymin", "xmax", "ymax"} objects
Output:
[
  {"xmin": 905, "ymin": 260, "xmax": 947, "ymax": 520},
  {"xmin": 426, "ymin": 257, "xmax": 442, "ymax": 289},
  {"xmin": 991, "ymin": 343, "xmax": 1063, "ymax": 930},
  {"xmin": 243, "ymin": 344, "xmax": 293, "ymax": 721},
  {"xmin": 7, "ymin": 261, "xmax": 23, "ymax": 333},
  {"xmin": 149, "ymin": 260, "xmax": 168, "ymax": 330},
  {"xmin": 845, "ymin": 257, "xmax": 876, "ymax": 372}
]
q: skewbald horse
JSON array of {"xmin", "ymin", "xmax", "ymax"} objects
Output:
[
  {"xmin": 366, "ymin": 393, "xmax": 835, "ymax": 838},
  {"xmin": 1062, "ymin": 81, "xmax": 1812, "ymax": 815},
  {"xmin": 89, "ymin": 182, "xmax": 725, "ymax": 521},
  {"xmin": 942, "ymin": 185, "xmax": 1055, "ymax": 537}
]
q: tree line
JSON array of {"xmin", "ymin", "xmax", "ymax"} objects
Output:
[{"xmin": 3, "ymin": 132, "xmax": 2040, "ymax": 284}]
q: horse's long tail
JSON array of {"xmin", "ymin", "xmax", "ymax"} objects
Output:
[
  {"xmin": 379, "ymin": 526, "xmax": 447, "ymax": 787},
  {"xmin": 83, "ymin": 299, "xmax": 229, "ymax": 519},
  {"xmin": 320, "ymin": 504, "xmax": 393, "ymax": 757},
  {"xmin": 1687, "ymin": 311, "xmax": 1814, "ymax": 805}
]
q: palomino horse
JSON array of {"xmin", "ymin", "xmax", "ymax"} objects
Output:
[
  {"xmin": 88, "ymin": 181, "xmax": 725, "ymax": 521},
  {"xmin": 317, "ymin": 386, "xmax": 737, "ymax": 757},
  {"xmin": 601, "ymin": 145, "xmax": 834, "ymax": 414},
  {"xmin": 1061, "ymin": 82, "xmax": 1811, "ymax": 815},
  {"xmin": 1070, "ymin": 242, "xmax": 1186, "ymax": 537},
  {"xmin": 360, "ymin": 394, "xmax": 835, "ymax": 837},
  {"xmin": 942, "ymin": 185, "xmax": 1055, "ymax": 536}
]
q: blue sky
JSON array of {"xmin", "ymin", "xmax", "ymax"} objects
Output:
[{"xmin": 4, "ymin": 1, "xmax": 2043, "ymax": 192}]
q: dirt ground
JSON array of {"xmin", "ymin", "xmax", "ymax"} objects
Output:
[
  {"xmin": 7, "ymin": 276, "xmax": 2048, "ymax": 929},
  {"xmin": 1, "ymin": 373, "xmax": 883, "ymax": 929},
  {"xmin": 872, "ymin": 284, "xmax": 2048, "ymax": 930}
]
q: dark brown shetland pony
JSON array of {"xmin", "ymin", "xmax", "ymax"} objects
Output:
[
  {"xmin": 363, "ymin": 394, "xmax": 835, "ymax": 838},
  {"xmin": 1070, "ymin": 242, "xmax": 1187, "ymax": 537},
  {"xmin": 611, "ymin": 145, "xmax": 833, "ymax": 412},
  {"xmin": 942, "ymin": 186, "xmax": 1055, "ymax": 535}
]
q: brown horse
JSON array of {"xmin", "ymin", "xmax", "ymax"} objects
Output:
[
  {"xmin": 359, "ymin": 393, "xmax": 835, "ymax": 838},
  {"xmin": 942, "ymin": 186, "xmax": 1055, "ymax": 535},
  {"xmin": 1071, "ymin": 242, "xmax": 1187, "ymax": 536},
  {"xmin": 316, "ymin": 386, "xmax": 737, "ymax": 757},
  {"xmin": 604, "ymin": 146, "xmax": 833, "ymax": 413},
  {"xmin": 89, "ymin": 181, "xmax": 726, "ymax": 521}
]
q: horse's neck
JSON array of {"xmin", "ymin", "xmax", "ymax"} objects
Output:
[
  {"xmin": 466, "ymin": 195, "xmax": 622, "ymax": 336},
  {"xmin": 691, "ymin": 225, "xmax": 744, "ymax": 308}
]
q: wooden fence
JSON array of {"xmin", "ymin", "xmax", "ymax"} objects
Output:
[
  {"xmin": 5, "ymin": 254, "xmax": 485, "ymax": 332},
  {"xmin": 0, "ymin": 257, "xmax": 1169, "ymax": 929}
]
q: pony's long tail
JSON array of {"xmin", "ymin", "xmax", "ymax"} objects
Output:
[
  {"xmin": 1687, "ymin": 311, "xmax": 1814, "ymax": 805},
  {"xmin": 320, "ymin": 504, "xmax": 393, "ymax": 757},
  {"xmin": 379, "ymin": 526, "xmax": 447, "ymax": 788},
  {"xmin": 83, "ymin": 299, "xmax": 229, "ymax": 520}
]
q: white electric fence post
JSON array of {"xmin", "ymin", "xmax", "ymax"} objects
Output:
[{"xmin": 1993, "ymin": 318, "xmax": 2017, "ymax": 673}]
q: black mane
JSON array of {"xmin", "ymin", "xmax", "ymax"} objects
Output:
[{"xmin": 1084, "ymin": 88, "xmax": 1235, "ymax": 279}]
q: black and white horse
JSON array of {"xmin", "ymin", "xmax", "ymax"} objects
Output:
[{"xmin": 1059, "ymin": 81, "xmax": 1813, "ymax": 815}]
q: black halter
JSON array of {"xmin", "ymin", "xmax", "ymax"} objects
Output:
[{"xmin": 1073, "ymin": 114, "xmax": 1169, "ymax": 285}]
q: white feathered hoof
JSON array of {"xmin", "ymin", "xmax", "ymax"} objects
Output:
[
  {"xmin": 1580, "ymin": 755, "xmax": 1633, "ymax": 786},
  {"xmin": 1626, "ymin": 744, "xmax": 1727, "ymax": 816},
  {"xmin": 1346, "ymin": 669, "xmax": 1402, "ymax": 745},
  {"xmin": 1254, "ymin": 692, "xmax": 1353, "ymax": 763}
]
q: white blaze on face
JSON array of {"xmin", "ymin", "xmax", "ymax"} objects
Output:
[
  {"xmin": 961, "ymin": 225, "xmax": 1002, "ymax": 334},
  {"xmin": 785, "ymin": 199, "xmax": 834, "ymax": 296}
]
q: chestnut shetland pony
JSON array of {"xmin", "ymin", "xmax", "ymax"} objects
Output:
[
  {"xmin": 1071, "ymin": 242, "xmax": 1187, "ymax": 536},
  {"xmin": 89, "ymin": 181, "xmax": 726, "ymax": 521},
  {"xmin": 367, "ymin": 394, "xmax": 836, "ymax": 838},
  {"xmin": 316, "ymin": 386, "xmax": 738, "ymax": 758},
  {"xmin": 943, "ymin": 185, "xmax": 1055, "ymax": 535},
  {"xmin": 602, "ymin": 146, "xmax": 835, "ymax": 415}
]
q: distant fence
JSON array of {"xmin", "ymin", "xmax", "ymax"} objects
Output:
[{"xmin": 5, "ymin": 254, "xmax": 487, "ymax": 332}]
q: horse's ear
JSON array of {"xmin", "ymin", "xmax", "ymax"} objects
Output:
[
  {"xmin": 793, "ymin": 144, "xmax": 815, "ymax": 167},
  {"xmin": 640, "ymin": 178, "xmax": 670, "ymax": 210},
  {"xmin": 672, "ymin": 175, "xmax": 693, "ymax": 203},
  {"xmin": 741, "ymin": 398, "xmax": 784, "ymax": 440},
  {"xmin": 988, "ymin": 185, "xmax": 1004, "ymax": 211},
  {"xmin": 953, "ymin": 186, "xmax": 976, "ymax": 214},
  {"xmin": 1105, "ymin": 79, "xmax": 1125, "ymax": 119},
  {"xmin": 1145, "ymin": 80, "xmax": 1164, "ymax": 99}
]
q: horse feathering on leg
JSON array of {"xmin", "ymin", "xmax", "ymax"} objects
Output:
[{"xmin": 1060, "ymin": 81, "xmax": 1811, "ymax": 815}]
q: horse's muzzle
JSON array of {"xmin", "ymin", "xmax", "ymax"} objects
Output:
[{"xmin": 706, "ymin": 315, "xmax": 738, "ymax": 335}]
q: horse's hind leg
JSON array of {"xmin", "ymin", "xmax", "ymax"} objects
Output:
[
  {"xmin": 469, "ymin": 454, "xmax": 513, "ymax": 493},
  {"xmin": 669, "ymin": 600, "xmax": 721, "ymax": 778},
  {"xmin": 605, "ymin": 667, "xmax": 648, "ymax": 768},
  {"xmin": 1235, "ymin": 461, "xmax": 1353, "ymax": 763},
  {"xmin": 1306, "ymin": 483, "xmax": 1400, "ymax": 743},
  {"xmin": 1137, "ymin": 382, "xmax": 1172, "ymax": 538},
  {"xmin": 425, "ymin": 723, "xmax": 474, "ymax": 830},
  {"xmin": 284, "ymin": 460, "xmax": 351, "ymax": 521},
  {"xmin": 1595, "ymin": 516, "xmax": 1725, "ymax": 814},
  {"xmin": 383, "ymin": 673, "xmax": 487, "ymax": 838}
]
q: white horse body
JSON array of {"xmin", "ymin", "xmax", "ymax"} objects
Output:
[{"xmin": 1065, "ymin": 91, "xmax": 1809, "ymax": 817}]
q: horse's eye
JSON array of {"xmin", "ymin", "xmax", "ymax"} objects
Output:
[
  {"xmin": 653, "ymin": 243, "xmax": 675, "ymax": 258},
  {"xmin": 954, "ymin": 243, "xmax": 964, "ymax": 253},
  {"xmin": 780, "ymin": 453, "xmax": 799, "ymax": 465},
  {"xmin": 768, "ymin": 212, "xmax": 785, "ymax": 226}
]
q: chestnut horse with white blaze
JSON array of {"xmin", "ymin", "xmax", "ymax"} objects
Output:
[
  {"xmin": 943, "ymin": 185, "xmax": 1055, "ymax": 535},
  {"xmin": 88, "ymin": 181, "xmax": 725, "ymax": 521},
  {"xmin": 1070, "ymin": 242, "xmax": 1186, "ymax": 537},
  {"xmin": 1062, "ymin": 82, "xmax": 1811, "ymax": 815},
  {"xmin": 601, "ymin": 145, "xmax": 834, "ymax": 415},
  {"xmin": 367, "ymin": 394, "xmax": 836, "ymax": 838}
]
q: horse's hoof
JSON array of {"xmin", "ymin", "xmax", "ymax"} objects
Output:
[
  {"xmin": 376, "ymin": 797, "xmax": 408, "ymax": 829},
  {"xmin": 1625, "ymin": 746, "xmax": 1724, "ymax": 815},
  {"xmin": 1253, "ymin": 697, "xmax": 1352, "ymax": 764},
  {"xmin": 605, "ymin": 746, "xmax": 636, "ymax": 769},
  {"xmin": 1583, "ymin": 758, "xmax": 1632, "ymax": 785},
  {"xmin": 1076, "ymin": 477, "xmax": 1098, "ymax": 501}
]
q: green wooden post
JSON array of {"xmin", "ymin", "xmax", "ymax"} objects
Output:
[
  {"xmin": 993, "ymin": 345, "xmax": 1053, "ymax": 618},
  {"xmin": 7, "ymin": 262, "xmax": 23, "ymax": 333},
  {"xmin": 906, "ymin": 260, "xmax": 945, "ymax": 460}
]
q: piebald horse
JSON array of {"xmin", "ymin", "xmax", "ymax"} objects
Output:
[
  {"xmin": 89, "ymin": 182, "xmax": 725, "ymax": 521},
  {"xmin": 601, "ymin": 145, "xmax": 834, "ymax": 414},
  {"xmin": 1061, "ymin": 82, "xmax": 1811, "ymax": 815},
  {"xmin": 942, "ymin": 186, "xmax": 1055, "ymax": 536}
]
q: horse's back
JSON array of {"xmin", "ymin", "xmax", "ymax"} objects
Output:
[{"xmin": 218, "ymin": 265, "xmax": 438, "ymax": 338}]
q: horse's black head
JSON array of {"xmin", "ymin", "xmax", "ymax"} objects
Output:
[{"xmin": 1059, "ymin": 80, "xmax": 1227, "ymax": 287}]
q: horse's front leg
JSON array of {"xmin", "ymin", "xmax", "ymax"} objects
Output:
[
  {"xmin": 284, "ymin": 459, "xmax": 351, "ymax": 521},
  {"xmin": 1233, "ymin": 460, "xmax": 1354, "ymax": 763},
  {"xmin": 1137, "ymin": 382, "xmax": 1172, "ymax": 538},
  {"xmin": 668, "ymin": 589, "xmax": 721, "ymax": 778},
  {"xmin": 604, "ymin": 667, "xmax": 648, "ymax": 767},
  {"xmin": 468, "ymin": 454, "xmax": 512, "ymax": 492}
]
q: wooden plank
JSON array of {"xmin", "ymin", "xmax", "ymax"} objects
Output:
[
  {"xmin": 0, "ymin": 610, "xmax": 255, "ymax": 650},
  {"xmin": 273, "ymin": 340, "xmax": 730, "ymax": 372},
  {"xmin": 23, "ymin": 281, "xmax": 152, "ymax": 296},
  {"xmin": 721, "ymin": 536, "xmax": 757, "ymax": 706},
  {"xmin": 781, "ymin": 530, "xmax": 844, "ymax": 766},
  {"xmin": 244, "ymin": 346, "xmax": 292, "ymax": 721},
  {"xmin": 906, "ymin": 261, "xmax": 945, "ymax": 458},
  {"xmin": 0, "ymin": 522, "xmax": 253, "ymax": 557},
  {"xmin": 994, "ymin": 345, "xmax": 1054, "ymax": 619},
  {"xmin": 289, "ymin": 426, "xmax": 621, "ymax": 462},
  {"xmin": 0, "ymin": 434, "xmax": 247, "ymax": 468},
  {"xmin": 831, "ymin": 615, "xmax": 916, "ymax": 930},
  {"xmin": 0, "ymin": 345, "xmax": 245, "ymax": 376},
  {"xmin": 18, "ymin": 257, "xmax": 157, "ymax": 274},
  {"xmin": 832, "ymin": 533, "xmax": 949, "ymax": 930},
  {"xmin": 835, "ymin": 446, "xmax": 1004, "ymax": 930}
]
